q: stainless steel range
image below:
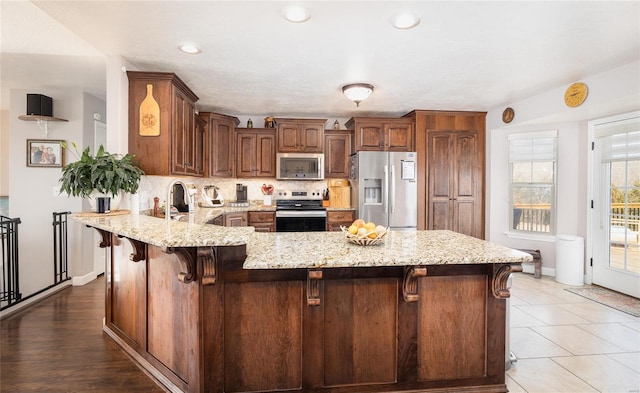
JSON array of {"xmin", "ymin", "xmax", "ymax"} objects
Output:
[{"xmin": 275, "ymin": 189, "xmax": 326, "ymax": 232}]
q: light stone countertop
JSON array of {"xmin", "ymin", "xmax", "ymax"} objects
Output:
[
  {"xmin": 71, "ymin": 213, "xmax": 254, "ymax": 248},
  {"xmin": 244, "ymin": 230, "xmax": 532, "ymax": 269},
  {"xmin": 72, "ymin": 212, "xmax": 530, "ymax": 269}
]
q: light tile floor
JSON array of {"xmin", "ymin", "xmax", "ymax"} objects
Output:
[{"xmin": 506, "ymin": 273, "xmax": 640, "ymax": 393}]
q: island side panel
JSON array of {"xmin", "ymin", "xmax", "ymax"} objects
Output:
[
  {"xmin": 417, "ymin": 274, "xmax": 487, "ymax": 381},
  {"xmin": 323, "ymin": 278, "xmax": 398, "ymax": 387},
  {"xmin": 223, "ymin": 281, "xmax": 304, "ymax": 392},
  {"xmin": 107, "ymin": 236, "xmax": 147, "ymax": 351},
  {"xmin": 146, "ymin": 246, "xmax": 201, "ymax": 392}
]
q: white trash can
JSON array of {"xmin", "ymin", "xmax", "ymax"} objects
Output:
[{"xmin": 555, "ymin": 235, "xmax": 584, "ymax": 285}]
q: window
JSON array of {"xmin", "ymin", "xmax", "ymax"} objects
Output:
[{"xmin": 509, "ymin": 130, "xmax": 557, "ymax": 235}]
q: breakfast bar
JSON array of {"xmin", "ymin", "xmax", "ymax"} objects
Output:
[{"xmin": 73, "ymin": 213, "xmax": 531, "ymax": 393}]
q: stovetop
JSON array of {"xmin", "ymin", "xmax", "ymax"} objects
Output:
[
  {"xmin": 276, "ymin": 189, "xmax": 325, "ymax": 210},
  {"xmin": 275, "ymin": 189, "xmax": 324, "ymax": 200}
]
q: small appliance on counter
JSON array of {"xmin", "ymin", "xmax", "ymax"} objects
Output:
[
  {"xmin": 227, "ymin": 183, "xmax": 250, "ymax": 207},
  {"xmin": 201, "ymin": 185, "xmax": 224, "ymax": 207},
  {"xmin": 328, "ymin": 179, "xmax": 350, "ymax": 208}
]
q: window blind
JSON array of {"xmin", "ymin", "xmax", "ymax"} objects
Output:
[
  {"xmin": 508, "ymin": 130, "xmax": 557, "ymax": 163},
  {"xmin": 595, "ymin": 116, "xmax": 640, "ymax": 163}
]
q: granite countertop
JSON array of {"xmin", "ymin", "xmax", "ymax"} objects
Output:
[
  {"xmin": 73, "ymin": 211, "xmax": 530, "ymax": 269},
  {"xmin": 71, "ymin": 213, "xmax": 254, "ymax": 248},
  {"xmin": 244, "ymin": 230, "xmax": 532, "ymax": 269}
]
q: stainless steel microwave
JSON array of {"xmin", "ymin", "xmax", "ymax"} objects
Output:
[{"xmin": 276, "ymin": 153, "xmax": 324, "ymax": 180}]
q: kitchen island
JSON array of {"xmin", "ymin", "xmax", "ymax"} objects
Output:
[{"xmin": 73, "ymin": 213, "xmax": 530, "ymax": 393}]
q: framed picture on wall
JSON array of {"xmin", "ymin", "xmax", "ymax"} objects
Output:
[{"xmin": 26, "ymin": 139, "xmax": 64, "ymax": 167}]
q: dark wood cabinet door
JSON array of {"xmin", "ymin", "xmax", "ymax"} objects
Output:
[
  {"xmin": 236, "ymin": 130, "xmax": 276, "ymax": 178},
  {"xmin": 300, "ymin": 124, "xmax": 324, "ymax": 152},
  {"xmin": 385, "ymin": 121, "xmax": 414, "ymax": 151},
  {"xmin": 277, "ymin": 123, "xmax": 300, "ymax": 152},
  {"xmin": 249, "ymin": 211, "xmax": 276, "ymax": 232},
  {"xmin": 236, "ymin": 131, "xmax": 257, "ymax": 178},
  {"xmin": 324, "ymin": 131, "xmax": 352, "ymax": 178},
  {"xmin": 353, "ymin": 122, "xmax": 384, "ymax": 151},
  {"xmin": 326, "ymin": 210, "xmax": 355, "ymax": 231},
  {"xmin": 427, "ymin": 130, "xmax": 482, "ymax": 238},
  {"xmin": 207, "ymin": 116, "xmax": 235, "ymax": 178},
  {"xmin": 256, "ymin": 133, "xmax": 276, "ymax": 177}
]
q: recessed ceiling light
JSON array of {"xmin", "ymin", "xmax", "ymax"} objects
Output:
[
  {"xmin": 179, "ymin": 43, "xmax": 201, "ymax": 54},
  {"xmin": 392, "ymin": 13, "xmax": 420, "ymax": 30},
  {"xmin": 283, "ymin": 5, "xmax": 310, "ymax": 23}
]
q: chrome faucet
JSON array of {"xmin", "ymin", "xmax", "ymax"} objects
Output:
[{"xmin": 166, "ymin": 179, "xmax": 190, "ymax": 223}]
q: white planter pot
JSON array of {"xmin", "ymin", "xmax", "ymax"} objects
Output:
[{"xmin": 88, "ymin": 191, "xmax": 122, "ymax": 212}]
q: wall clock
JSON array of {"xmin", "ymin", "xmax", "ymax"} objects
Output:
[
  {"xmin": 564, "ymin": 82, "xmax": 588, "ymax": 108},
  {"xmin": 502, "ymin": 107, "xmax": 514, "ymax": 123}
]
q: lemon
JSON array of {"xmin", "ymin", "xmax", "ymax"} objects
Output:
[{"xmin": 348, "ymin": 224, "xmax": 358, "ymax": 235}]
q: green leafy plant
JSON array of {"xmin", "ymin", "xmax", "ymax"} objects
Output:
[{"xmin": 58, "ymin": 142, "xmax": 145, "ymax": 198}]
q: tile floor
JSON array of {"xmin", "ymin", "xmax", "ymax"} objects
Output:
[{"xmin": 506, "ymin": 273, "xmax": 640, "ymax": 393}]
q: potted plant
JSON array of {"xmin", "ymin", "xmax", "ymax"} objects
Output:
[{"xmin": 58, "ymin": 142, "xmax": 145, "ymax": 211}]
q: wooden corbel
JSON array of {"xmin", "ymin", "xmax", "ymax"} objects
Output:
[
  {"xmin": 118, "ymin": 236, "xmax": 146, "ymax": 262},
  {"xmin": 165, "ymin": 247, "xmax": 197, "ymax": 284},
  {"xmin": 199, "ymin": 247, "xmax": 217, "ymax": 286},
  {"xmin": 307, "ymin": 269, "xmax": 323, "ymax": 306},
  {"xmin": 92, "ymin": 227, "xmax": 112, "ymax": 248},
  {"xmin": 492, "ymin": 263, "xmax": 523, "ymax": 299},
  {"xmin": 403, "ymin": 266, "xmax": 427, "ymax": 302}
]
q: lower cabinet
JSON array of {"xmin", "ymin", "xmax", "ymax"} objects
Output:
[
  {"xmin": 248, "ymin": 211, "xmax": 276, "ymax": 232},
  {"xmin": 224, "ymin": 212, "xmax": 248, "ymax": 227},
  {"xmin": 326, "ymin": 210, "xmax": 355, "ymax": 231}
]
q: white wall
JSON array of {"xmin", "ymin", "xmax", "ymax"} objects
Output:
[
  {"xmin": 486, "ymin": 60, "xmax": 640, "ymax": 275},
  {"xmin": 8, "ymin": 88, "xmax": 105, "ymax": 297},
  {"xmin": 0, "ymin": 110, "xmax": 9, "ymax": 196}
]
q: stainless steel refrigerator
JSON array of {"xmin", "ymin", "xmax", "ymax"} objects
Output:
[{"xmin": 349, "ymin": 151, "xmax": 418, "ymax": 230}]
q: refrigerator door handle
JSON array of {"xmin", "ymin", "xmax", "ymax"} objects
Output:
[
  {"xmin": 383, "ymin": 165, "xmax": 389, "ymax": 214},
  {"xmin": 390, "ymin": 165, "xmax": 396, "ymax": 214}
]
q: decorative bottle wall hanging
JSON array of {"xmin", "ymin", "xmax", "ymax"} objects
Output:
[{"xmin": 139, "ymin": 84, "xmax": 160, "ymax": 136}]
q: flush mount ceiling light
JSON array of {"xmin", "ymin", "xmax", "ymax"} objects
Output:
[
  {"xmin": 179, "ymin": 43, "xmax": 201, "ymax": 54},
  {"xmin": 391, "ymin": 13, "xmax": 420, "ymax": 29},
  {"xmin": 283, "ymin": 5, "xmax": 311, "ymax": 23},
  {"xmin": 342, "ymin": 83, "xmax": 374, "ymax": 107}
]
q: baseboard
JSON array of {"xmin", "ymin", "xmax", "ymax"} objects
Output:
[
  {"xmin": 521, "ymin": 264, "xmax": 556, "ymax": 277},
  {"xmin": 72, "ymin": 271, "xmax": 98, "ymax": 286},
  {"xmin": 0, "ymin": 281, "xmax": 72, "ymax": 319}
]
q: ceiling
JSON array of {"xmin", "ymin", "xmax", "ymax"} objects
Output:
[{"xmin": 2, "ymin": 1, "xmax": 639, "ymax": 119}]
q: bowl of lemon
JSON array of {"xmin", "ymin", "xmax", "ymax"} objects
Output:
[{"xmin": 340, "ymin": 219, "xmax": 389, "ymax": 246}]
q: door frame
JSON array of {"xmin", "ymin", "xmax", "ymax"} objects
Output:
[{"xmin": 586, "ymin": 111, "xmax": 640, "ymax": 292}]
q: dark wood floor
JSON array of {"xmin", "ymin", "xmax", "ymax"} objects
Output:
[{"xmin": 1, "ymin": 276, "xmax": 166, "ymax": 393}]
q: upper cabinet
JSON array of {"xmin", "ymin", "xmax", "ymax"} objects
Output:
[
  {"xmin": 275, "ymin": 118, "xmax": 326, "ymax": 153},
  {"xmin": 346, "ymin": 117, "xmax": 414, "ymax": 152},
  {"xmin": 199, "ymin": 112, "xmax": 240, "ymax": 178},
  {"xmin": 236, "ymin": 129, "xmax": 276, "ymax": 178},
  {"xmin": 127, "ymin": 71, "xmax": 203, "ymax": 176},
  {"xmin": 324, "ymin": 130, "xmax": 352, "ymax": 179}
]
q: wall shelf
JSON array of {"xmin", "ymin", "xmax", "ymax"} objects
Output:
[{"xmin": 18, "ymin": 115, "xmax": 68, "ymax": 138}]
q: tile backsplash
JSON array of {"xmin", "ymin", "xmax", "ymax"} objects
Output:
[{"xmin": 135, "ymin": 176, "xmax": 334, "ymax": 210}]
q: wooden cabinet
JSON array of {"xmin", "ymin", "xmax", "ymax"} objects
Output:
[
  {"xmin": 224, "ymin": 211, "xmax": 247, "ymax": 227},
  {"xmin": 346, "ymin": 117, "xmax": 414, "ymax": 152},
  {"xmin": 324, "ymin": 130, "xmax": 352, "ymax": 179},
  {"xmin": 236, "ymin": 129, "xmax": 276, "ymax": 178},
  {"xmin": 326, "ymin": 210, "xmax": 355, "ymax": 231},
  {"xmin": 127, "ymin": 71, "xmax": 203, "ymax": 176},
  {"xmin": 275, "ymin": 118, "xmax": 326, "ymax": 152},
  {"xmin": 199, "ymin": 112, "xmax": 239, "ymax": 178},
  {"xmin": 405, "ymin": 110, "xmax": 485, "ymax": 238},
  {"xmin": 248, "ymin": 211, "xmax": 276, "ymax": 232}
]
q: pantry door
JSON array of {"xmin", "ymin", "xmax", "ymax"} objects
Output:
[{"xmin": 591, "ymin": 113, "xmax": 640, "ymax": 298}]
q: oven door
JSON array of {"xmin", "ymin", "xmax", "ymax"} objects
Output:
[{"xmin": 276, "ymin": 210, "xmax": 327, "ymax": 232}]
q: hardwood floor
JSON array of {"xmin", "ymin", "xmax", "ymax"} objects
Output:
[{"xmin": 1, "ymin": 276, "xmax": 165, "ymax": 393}]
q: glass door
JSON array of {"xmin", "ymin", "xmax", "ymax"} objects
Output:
[{"xmin": 591, "ymin": 114, "xmax": 640, "ymax": 298}]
